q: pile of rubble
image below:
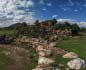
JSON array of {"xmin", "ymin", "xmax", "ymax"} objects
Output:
[
  {"xmin": 63, "ymin": 52, "xmax": 86, "ymax": 70},
  {"xmin": 16, "ymin": 36, "xmax": 86, "ymax": 70}
]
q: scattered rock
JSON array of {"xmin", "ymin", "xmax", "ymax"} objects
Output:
[
  {"xmin": 38, "ymin": 57, "xmax": 54, "ymax": 65},
  {"xmin": 63, "ymin": 52, "xmax": 78, "ymax": 59},
  {"xmin": 67, "ymin": 58, "xmax": 85, "ymax": 70},
  {"xmin": 38, "ymin": 51, "xmax": 46, "ymax": 57},
  {"xmin": 2, "ymin": 51, "xmax": 11, "ymax": 56},
  {"xmin": 38, "ymin": 49, "xmax": 51, "ymax": 57},
  {"xmin": 32, "ymin": 68, "xmax": 43, "ymax": 70},
  {"xmin": 49, "ymin": 42, "xmax": 57, "ymax": 47},
  {"xmin": 32, "ymin": 65, "xmax": 52, "ymax": 70},
  {"xmin": 58, "ymin": 63, "xmax": 64, "ymax": 67},
  {"xmin": 16, "ymin": 37, "xmax": 69, "ymax": 70},
  {"xmin": 36, "ymin": 45, "xmax": 44, "ymax": 51},
  {"xmin": 55, "ymin": 68, "xmax": 61, "ymax": 70}
]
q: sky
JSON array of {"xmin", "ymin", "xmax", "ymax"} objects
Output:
[{"xmin": 0, "ymin": 0, "xmax": 86, "ymax": 27}]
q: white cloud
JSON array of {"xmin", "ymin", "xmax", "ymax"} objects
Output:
[
  {"xmin": 58, "ymin": 5, "xmax": 70, "ymax": 11},
  {"xmin": 57, "ymin": 18, "xmax": 77, "ymax": 23},
  {"xmin": 27, "ymin": 0, "xmax": 34, "ymax": 7},
  {"xmin": 42, "ymin": 8, "xmax": 46, "ymax": 11},
  {"xmin": 62, "ymin": 8, "xmax": 67, "ymax": 11},
  {"xmin": 52, "ymin": 15, "xmax": 58, "ymax": 18},
  {"xmin": 79, "ymin": 22, "xmax": 86, "ymax": 28},
  {"xmin": 39, "ymin": 0, "xmax": 45, "ymax": 5},
  {"xmin": 74, "ymin": 9, "xmax": 78, "ymax": 12},
  {"xmin": 68, "ymin": 0, "xmax": 74, "ymax": 6},
  {"xmin": 0, "ymin": 0, "xmax": 35, "ymax": 27},
  {"xmin": 47, "ymin": 3, "xmax": 52, "ymax": 6},
  {"xmin": 57, "ymin": 18, "xmax": 86, "ymax": 28}
]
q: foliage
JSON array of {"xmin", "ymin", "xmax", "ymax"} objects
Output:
[
  {"xmin": 80, "ymin": 28, "xmax": 86, "ymax": 32},
  {"xmin": 71, "ymin": 24, "xmax": 80, "ymax": 36},
  {"xmin": 54, "ymin": 21, "xmax": 72, "ymax": 30}
]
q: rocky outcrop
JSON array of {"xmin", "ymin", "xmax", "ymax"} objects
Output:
[
  {"xmin": 24, "ymin": 36, "xmax": 59, "ymax": 70},
  {"xmin": 67, "ymin": 58, "xmax": 85, "ymax": 70},
  {"xmin": 32, "ymin": 42, "xmax": 56, "ymax": 70},
  {"xmin": 15, "ymin": 36, "xmax": 86, "ymax": 70}
]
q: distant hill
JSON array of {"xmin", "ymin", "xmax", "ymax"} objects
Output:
[{"xmin": 8, "ymin": 22, "xmax": 28, "ymax": 29}]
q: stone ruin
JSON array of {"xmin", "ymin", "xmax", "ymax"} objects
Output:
[
  {"xmin": 16, "ymin": 35, "xmax": 67, "ymax": 70},
  {"xmin": 15, "ymin": 34, "xmax": 86, "ymax": 70}
]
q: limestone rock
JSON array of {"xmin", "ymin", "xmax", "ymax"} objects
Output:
[
  {"xmin": 49, "ymin": 42, "xmax": 57, "ymax": 47},
  {"xmin": 32, "ymin": 67, "xmax": 52, "ymax": 70},
  {"xmin": 63, "ymin": 52, "xmax": 78, "ymax": 59},
  {"xmin": 32, "ymin": 68, "xmax": 43, "ymax": 70},
  {"xmin": 32, "ymin": 65, "xmax": 52, "ymax": 70},
  {"xmin": 38, "ymin": 51, "xmax": 46, "ymax": 57},
  {"xmin": 55, "ymin": 68, "xmax": 61, "ymax": 70},
  {"xmin": 38, "ymin": 57, "xmax": 54, "ymax": 65},
  {"xmin": 38, "ymin": 49, "xmax": 51, "ymax": 57},
  {"xmin": 67, "ymin": 58, "xmax": 85, "ymax": 70},
  {"xmin": 36, "ymin": 45, "xmax": 44, "ymax": 51}
]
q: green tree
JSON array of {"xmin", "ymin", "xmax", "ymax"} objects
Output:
[
  {"xmin": 71, "ymin": 24, "xmax": 80, "ymax": 36},
  {"xmin": 34, "ymin": 20, "xmax": 40, "ymax": 26}
]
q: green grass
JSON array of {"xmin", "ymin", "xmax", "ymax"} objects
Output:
[
  {"xmin": 0, "ymin": 53, "xmax": 14, "ymax": 70},
  {"xmin": 0, "ymin": 30, "xmax": 16, "ymax": 36},
  {"xmin": 0, "ymin": 48, "xmax": 14, "ymax": 70},
  {"xmin": 53, "ymin": 34, "xmax": 86, "ymax": 70},
  {"xmin": 18, "ymin": 45, "xmax": 38, "ymax": 70},
  {"xmin": 57, "ymin": 35, "xmax": 86, "ymax": 59}
]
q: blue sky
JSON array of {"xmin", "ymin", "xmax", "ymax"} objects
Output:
[
  {"xmin": 33, "ymin": 0, "xmax": 86, "ymax": 21},
  {"xmin": 0, "ymin": 0, "xmax": 86, "ymax": 27}
]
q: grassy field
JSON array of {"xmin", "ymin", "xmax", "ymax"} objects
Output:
[
  {"xmin": 51, "ymin": 33, "xmax": 86, "ymax": 69},
  {"xmin": 0, "ymin": 30, "xmax": 16, "ymax": 36},
  {"xmin": 0, "ymin": 49, "xmax": 14, "ymax": 70},
  {"xmin": 57, "ymin": 34, "xmax": 86, "ymax": 59}
]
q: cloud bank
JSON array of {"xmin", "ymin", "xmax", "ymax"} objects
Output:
[
  {"xmin": 0, "ymin": 0, "xmax": 35, "ymax": 27},
  {"xmin": 58, "ymin": 19, "xmax": 86, "ymax": 28}
]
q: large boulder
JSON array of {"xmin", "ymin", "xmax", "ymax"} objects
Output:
[
  {"xmin": 63, "ymin": 52, "xmax": 78, "ymax": 59},
  {"xmin": 38, "ymin": 57, "xmax": 54, "ymax": 65},
  {"xmin": 67, "ymin": 58, "xmax": 85, "ymax": 70}
]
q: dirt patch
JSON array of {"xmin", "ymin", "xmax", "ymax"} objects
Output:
[{"xmin": 0, "ymin": 44, "xmax": 37, "ymax": 70}]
